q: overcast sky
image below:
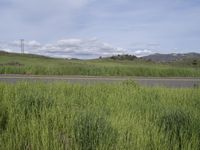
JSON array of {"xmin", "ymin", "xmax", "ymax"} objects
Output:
[{"xmin": 0, "ymin": 0, "xmax": 200, "ymax": 58}]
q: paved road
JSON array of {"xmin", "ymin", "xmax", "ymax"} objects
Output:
[{"xmin": 0, "ymin": 74, "xmax": 200, "ymax": 88}]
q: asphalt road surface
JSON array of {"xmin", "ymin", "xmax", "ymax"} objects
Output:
[{"xmin": 0, "ymin": 74, "xmax": 200, "ymax": 88}]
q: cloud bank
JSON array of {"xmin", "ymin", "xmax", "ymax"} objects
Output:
[{"xmin": 0, "ymin": 39, "xmax": 153, "ymax": 59}]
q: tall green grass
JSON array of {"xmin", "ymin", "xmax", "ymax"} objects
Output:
[
  {"xmin": 0, "ymin": 54, "xmax": 200, "ymax": 76},
  {"xmin": 1, "ymin": 64, "xmax": 200, "ymax": 77},
  {"xmin": 0, "ymin": 81, "xmax": 200, "ymax": 149}
]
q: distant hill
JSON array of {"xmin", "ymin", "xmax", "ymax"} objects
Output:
[
  {"xmin": 0, "ymin": 50, "xmax": 200, "ymax": 76},
  {"xmin": 1, "ymin": 50, "xmax": 200, "ymax": 64},
  {"xmin": 0, "ymin": 50, "xmax": 52, "ymax": 59},
  {"xmin": 0, "ymin": 50, "xmax": 9, "ymax": 54},
  {"xmin": 142, "ymin": 53, "xmax": 200, "ymax": 62}
]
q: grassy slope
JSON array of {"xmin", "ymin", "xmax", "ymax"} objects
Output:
[
  {"xmin": 0, "ymin": 52, "xmax": 200, "ymax": 77},
  {"xmin": 0, "ymin": 81, "xmax": 200, "ymax": 149}
]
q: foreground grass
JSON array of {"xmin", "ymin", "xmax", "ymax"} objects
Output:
[
  {"xmin": 0, "ymin": 81, "xmax": 200, "ymax": 149},
  {"xmin": 0, "ymin": 53, "xmax": 200, "ymax": 77}
]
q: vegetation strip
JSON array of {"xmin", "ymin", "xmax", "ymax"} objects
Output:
[
  {"xmin": 0, "ymin": 81, "xmax": 200, "ymax": 149},
  {"xmin": 1, "ymin": 75, "xmax": 200, "ymax": 81},
  {"xmin": 0, "ymin": 52, "xmax": 199, "ymax": 77}
]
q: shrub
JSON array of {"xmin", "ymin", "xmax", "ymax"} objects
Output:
[
  {"xmin": 122, "ymin": 80, "xmax": 139, "ymax": 88},
  {"xmin": 0, "ymin": 104, "xmax": 9, "ymax": 134},
  {"xmin": 16, "ymin": 86, "xmax": 54, "ymax": 118},
  {"xmin": 158, "ymin": 110, "xmax": 191, "ymax": 149},
  {"xmin": 73, "ymin": 112, "xmax": 118, "ymax": 150}
]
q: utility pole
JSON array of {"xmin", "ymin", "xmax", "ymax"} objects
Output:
[{"xmin": 20, "ymin": 39, "xmax": 24, "ymax": 54}]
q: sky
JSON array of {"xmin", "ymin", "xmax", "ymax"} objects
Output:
[{"xmin": 0, "ymin": 0, "xmax": 200, "ymax": 59}]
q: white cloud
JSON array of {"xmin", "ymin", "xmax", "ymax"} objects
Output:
[
  {"xmin": 26, "ymin": 41, "xmax": 41, "ymax": 48},
  {"xmin": 133, "ymin": 49, "xmax": 153, "ymax": 57},
  {"xmin": 10, "ymin": 40, "xmax": 41, "ymax": 48},
  {"xmin": 1, "ymin": 38, "xmax": 156, "ymax": 58},
  {"xmin": 1, "ymin": 38, "xmax": 127, "ymax": 59}
]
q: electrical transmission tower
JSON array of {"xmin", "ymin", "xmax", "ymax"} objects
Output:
[{"xmin": 20, "ymin": 39, "xmax": 24, "ymax": 54}]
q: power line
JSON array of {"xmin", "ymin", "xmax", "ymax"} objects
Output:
[{"xmin": 20, "ymin": 39, "xmax": 24, "ymax": 54}]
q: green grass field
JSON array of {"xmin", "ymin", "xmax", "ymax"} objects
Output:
[
  {"xmin": 0, "ymin": 81, "xmax": 200, "ymax": 149},
  {"xmin": 0, "ymin": 52, "xmax": 200, "ymax": 77}
]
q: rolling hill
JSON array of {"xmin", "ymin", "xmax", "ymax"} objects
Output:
[{"xmin": 142, "ymin": 52, "xmax": 200, "ymax": 62}]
